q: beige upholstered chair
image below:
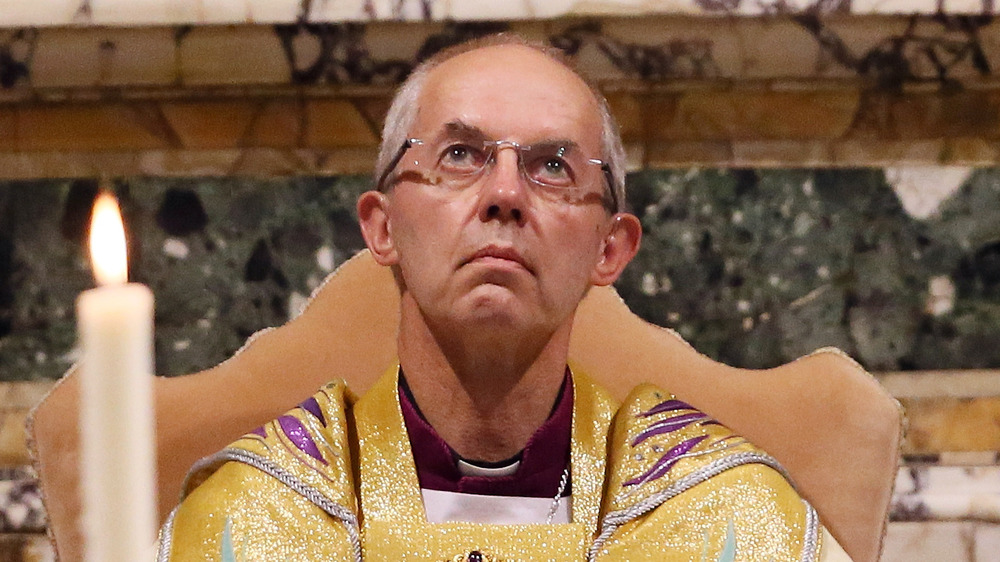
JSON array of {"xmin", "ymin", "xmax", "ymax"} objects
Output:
[{"xmin": 29, "ymin": 250, "xmax": 903, "ymax": 561}]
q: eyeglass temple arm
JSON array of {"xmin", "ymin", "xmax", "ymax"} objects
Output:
[
  {"xmin": 601, "ymin": 164, "xmax": 618, "ymax": 212},
  {"xmin": 375, "ymin": 138, "xmax": 421, "ymax": 191}
]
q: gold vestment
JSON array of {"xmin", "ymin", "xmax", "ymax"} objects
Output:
[{"xmin": 158, "ymin": 366, "xmax": 832, "ymax": 561}]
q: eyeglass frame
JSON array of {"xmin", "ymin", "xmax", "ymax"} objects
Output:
[{"xmin": 374, "ymin": 137, "xmax": 619, "ymax": 212}]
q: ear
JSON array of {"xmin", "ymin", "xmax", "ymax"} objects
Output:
[
  {"xmin": 357, "ymin": 190, "xmax": 399, "ymax": 266},
  {"xmin": 591, "ymin": 213, "xmax": 642, "ymax": 286}
]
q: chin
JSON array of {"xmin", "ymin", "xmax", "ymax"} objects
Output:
[
  {"xmin": 461, "ymin": 305, "xmax": 523, "ymax": 328},
  {"xmin": 447, "ymin": 301, "xmax": 530, "ymax": 332}
]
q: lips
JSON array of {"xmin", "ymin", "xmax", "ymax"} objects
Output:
[{"xmin": 463, "ymin": 245, "xmax": 532, "ymax": 273}]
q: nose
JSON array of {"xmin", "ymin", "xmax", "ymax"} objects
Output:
[{"xmin": 477, "ymin": 146, "xmax": 529, "ymax": 224}]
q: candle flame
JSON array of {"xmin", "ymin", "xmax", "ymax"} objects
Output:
[{"xmin": 89, "ymin": 192, "xmax": 128, "ymax": 286}]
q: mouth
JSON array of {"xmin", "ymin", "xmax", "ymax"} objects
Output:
[{"xmin": 462, "ymin": 245, "xmax": 532, "ymax": 273}]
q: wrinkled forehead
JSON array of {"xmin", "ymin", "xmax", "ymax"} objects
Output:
[{"xmin": 414, "ymin": 45, "xmax": 603, "ymax": 154}]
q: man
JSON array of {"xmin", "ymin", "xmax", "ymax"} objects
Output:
[{"xmin": 157, "ymin": 35, "xmax": 850, "ymax": 560}]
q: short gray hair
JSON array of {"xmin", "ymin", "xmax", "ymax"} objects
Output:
[{"xmin": 373, "ymin": 34, "xmax": 628, "ymax": 213}]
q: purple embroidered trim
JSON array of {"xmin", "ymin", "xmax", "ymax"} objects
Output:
[
  {"xmin": 299, "ymin": 396, "xmax": 327, "ymax": 427},
  {"xmin": 624, "ymin": 435, "xmax": 708, "ymax": 486},
  {"xmin": 632, "ymin": 412, "xmax": 708, "ymax": 446},
  {"xmin": 277, "ymin": 415, "xmax": 327, "ymax": 465},
  {"xmin": 249, "ymin": 426, "xmax": 267, "ymax": 438},
  {"xmin": 637, "ymin": 399, "xmax": 694, "ymax": 418}
]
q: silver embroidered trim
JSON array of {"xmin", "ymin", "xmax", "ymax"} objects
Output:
[
  {"xmin": 175, "ymin": 448, "xmax": 362, "ymax": 561},
  {"xmin": 588, "ymin": 451, "xmax": 791, "ymax": 561},
  {"xmin": 155, "ymin": 505, "xmax": 180, "ymax": 562},
  {"xmin": 801, "ymin": 499, "xmax": 820, "ymax": 562}
]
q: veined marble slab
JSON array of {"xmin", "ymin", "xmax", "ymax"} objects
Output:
[
  {"xmin": 878, "ymin": 370, "xmax": 1000, "ymax": 399},
  {"xmin": 892, "ymin": 465, "xmax": 1000, "ymax": 522},
  {"xmin": 0, "ymin": 0, "xmax": 995, "ymax": 28},
  {"xmin": 0, "ymin": 467, "xmax": 42, "ymax": 535},
  {"xmin": 882, "ymin": 521, "xmax": 1000, "ymax": 562}
]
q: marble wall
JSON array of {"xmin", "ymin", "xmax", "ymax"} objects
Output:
[{"xmin": 3, "ymin": 1, "xmax": 1000, "ymax": 560}]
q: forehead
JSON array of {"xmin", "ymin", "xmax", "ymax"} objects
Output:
[{"xmin": 414, "ymin": 45, "xmax": 602, "ymax": 151}]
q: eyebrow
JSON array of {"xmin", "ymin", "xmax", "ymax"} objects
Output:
[{"xmin": 440, "ymin": 120, "xmax": 488, "ymax": 142}]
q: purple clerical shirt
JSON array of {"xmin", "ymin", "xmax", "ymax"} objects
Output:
[{"xmin": 398, "ymin": 370, "xmax": 573, "ymax": 498}]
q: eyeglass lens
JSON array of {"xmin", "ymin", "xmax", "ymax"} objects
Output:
[{"xmin": 414, "ymin": 139, "xmax": 606, "ymax": 200}]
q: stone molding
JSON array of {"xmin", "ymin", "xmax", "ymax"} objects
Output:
[
  {"xmin": 0, "ymin": 88, "xmax": 999, "ymax": 178},
  {"xmin": 0, "ymin": 0, "xmax": 996, "ymax": 28}
]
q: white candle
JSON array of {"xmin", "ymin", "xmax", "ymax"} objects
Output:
[{"xmin": 77, "ymin": 191, "xmax": 157, "ymax": 562}]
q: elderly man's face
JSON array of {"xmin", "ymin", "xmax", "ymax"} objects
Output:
[{"xmin": 360, "ymin": 44, "xmax": 638, "ymax": 340}]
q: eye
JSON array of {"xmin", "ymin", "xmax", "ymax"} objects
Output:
[
  {"xmin": 543, "ymin": 158, "xmax": 568, "ymax": 177},
  {"xmin": 526, "ymin": 150, "xmax": 575, "ymax": 187},
  {"xmin": 438, "ymin": 143, "xmax": 486, "ymax": 174}
]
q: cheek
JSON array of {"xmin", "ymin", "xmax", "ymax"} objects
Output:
[
  {"xmin": 389, "ymin": 196, "xmax": 436, "ymax": 246},
  {"xmin": 554, "ymin": 213, "xmax": 607, "ymax": 261},
  {"xmin": 542, "ymin": 224, "xmax": 605, "ymax": 288},
  {"xmin": 389, "ymin": 204, "xmax": 456, "ymax": 279}
]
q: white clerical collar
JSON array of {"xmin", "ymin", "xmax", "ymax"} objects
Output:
[{"xmin": 456, "ymin": 458, "xmax": 521, "ymax": 478}]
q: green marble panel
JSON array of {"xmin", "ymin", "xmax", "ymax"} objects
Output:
[
  {"xmin": 0, "ymin": 176, "xmax": 371, "ymax": 381},
  {"xmin": 1, "ymin": 169, "xmax": 998, "ymax": 381}
]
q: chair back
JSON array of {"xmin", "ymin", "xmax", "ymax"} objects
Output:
[{"xmin": 28, "ymin": 250, "xmax": 902, "ymax": 561}]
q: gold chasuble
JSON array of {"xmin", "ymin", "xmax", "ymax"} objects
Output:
[{"xmin": 158, "ymin": 365, "xmax": 835, "ymax": 561}]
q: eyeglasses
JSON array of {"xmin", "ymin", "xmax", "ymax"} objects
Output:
[{"xmin": 376, "ymin": 137, "xmax": 617, "ymax": 211}]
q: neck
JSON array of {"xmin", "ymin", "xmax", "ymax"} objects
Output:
[{"xmin": 396, "ymin": 293, "xmax": 573, "ymax": 462}]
